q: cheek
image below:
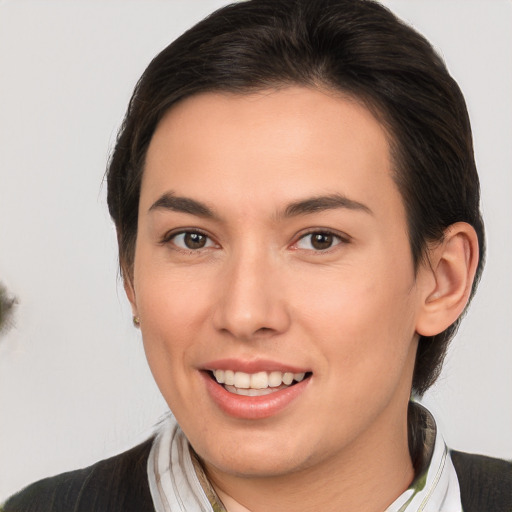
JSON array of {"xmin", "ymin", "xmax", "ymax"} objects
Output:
[
  {"xmin": 134, "ymin": 274, "xmax": 215, "ymax": 419},
  {"xmin": 294, "ymin": 274, "xmax": 418, "ymax": 437},
  {"xmin": 135, "ymin": 255, "xmax": 212, "ymax": 326},
  {"xmin": 134, "ymin": 268, "xmax": 213, "ymax": 375},
  {"xmin": 291, "ymin": 260, "xmax": 418, "ymax": 378}
]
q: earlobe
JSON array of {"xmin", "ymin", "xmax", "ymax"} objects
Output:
[{"xmin": 415, "ymin": 222, "xmax": 479, "ymax": 337}]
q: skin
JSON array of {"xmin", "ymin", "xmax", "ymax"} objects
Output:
[{"xmin": 126, "ymin": 87, "xmax": 478, "ymax": 512}]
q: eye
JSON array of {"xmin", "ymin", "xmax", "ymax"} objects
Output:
[
  {"xmin": 295, "ymin": 231, "xmax": 345, "ymax": 251},
  {"xmin": 168, "ymin": 231, "xmax": 216, "ymax": 250}
]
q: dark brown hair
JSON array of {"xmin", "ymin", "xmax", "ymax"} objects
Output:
[{"xmin": 106, "ymin": 0, "xmax": 485, "ymax": 395}]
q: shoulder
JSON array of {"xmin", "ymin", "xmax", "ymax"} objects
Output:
[
  {"xmin": 2, "ymin": 437, "xmax": 155, "ymax": 512},
  {"xmin": 451, "ymin": 450, "xmax": 512, "ymax": 512}
]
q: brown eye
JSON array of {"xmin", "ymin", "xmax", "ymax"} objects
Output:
[
  {"xmin": 184, "ymin": 232, "xmax": 207, "ymax": 249},
  {"xmin": 170, "ymin": 231, "xmax": 214, "ymax": 250},
  {"xmin": 311, "ymin": 233, "xmax": 334, "ymax": 250},
  {"xmin": 295, "ymin": 231, "xmax": 344, "ymax": 251}
]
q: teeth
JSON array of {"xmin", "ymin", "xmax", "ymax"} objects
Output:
[
  {"xmin": 233, "ymin": 371, "xmax": 251, "ymax": 389},
  {"xmin": 224, "ymin": 385, "xmax": 277, "ymax": 396},
  {"xmin": 268, "ymin": 371, "xmax": 282, "ymax": 387},
  {"xmin": 211, "ymin": 369, "xmax": 307, "ymax": 390},
  {"xmin": 224, "ymin": 370, "xmax": 235, "ymax": 386},
  {"xmin": 250, "ymin": 371, "xmax": 268, "ymax": 389},
  {"xmin": 214, "ymin": 370, "xmax": 225, "ymax": 384},
  {"xmin": 282, "ymin": 372, "xmax": 294, "ymax": 385}
]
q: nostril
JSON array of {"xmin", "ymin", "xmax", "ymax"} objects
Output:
[{"xmin": 255, "ymin": 327, "xmax": 274, "ymax": 335}]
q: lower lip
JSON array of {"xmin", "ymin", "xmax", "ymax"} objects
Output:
[{"xmin": 201, "ymin": 371, "xmax": 310, "ymax": 420}]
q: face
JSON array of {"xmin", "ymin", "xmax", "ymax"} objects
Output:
[{"xmin": 129, "ymin": 87, "xmax": 429, "ymax": 479}]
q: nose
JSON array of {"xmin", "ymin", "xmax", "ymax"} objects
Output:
[{"xmin": 212, "ymin": 248, "xmax": 291, "ymax": 340}]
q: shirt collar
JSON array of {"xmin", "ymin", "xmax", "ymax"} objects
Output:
[
  {"xmin": 385, "ymin": 402, "xmax": 463, "ymax": 512},
  {"xmin": 148, "ymin": 404, "xmax": 462, "ymax": 512}
]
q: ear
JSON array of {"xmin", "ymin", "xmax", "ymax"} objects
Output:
[
  {"xmin": 415, "ymin": 222, "xmax": 479, "ymax": 337},
  {"xmin": 122, "ymin": 266, "xmax": 139, "ymax": 317}
]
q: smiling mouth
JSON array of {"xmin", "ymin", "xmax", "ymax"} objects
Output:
[{"xmin": 208, "ymin": 369, "xmax": 312, "ymax": 397}]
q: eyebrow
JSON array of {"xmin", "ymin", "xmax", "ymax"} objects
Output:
[
  {"xmin": 149, "ymin": 192, "xmax": 216, "ymax": 218},
  {"xmin": 148, "ymin": 191, "xmax": 372, "ymax": 220},
  {"xmin": 282, "ymin": 194, "xmax": 373, "ymax": 218}
]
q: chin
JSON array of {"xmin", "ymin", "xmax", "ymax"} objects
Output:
[
  {"xmin": 204, "ymin": 451, "xmax": 308, "ymax": 479},
  {"xmin": 190, "ymin": 428, "xmax": 320, "ymax": 479}
]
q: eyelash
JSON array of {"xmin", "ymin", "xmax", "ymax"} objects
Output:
[
  {"xmin": 292, "ymin": 230, "xmax": 350, "ymax": 252},
  {"xmin": 160, "ymin": 229, "xmax": 216, "ymax": 252},
  {"xmin": 160, "ymin": 229, "xmax": 350, "ymax": 254}
]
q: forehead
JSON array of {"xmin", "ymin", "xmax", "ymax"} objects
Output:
[{"xmin": 141, "ymin": 87, "xmax": 402, "ymax": 220}]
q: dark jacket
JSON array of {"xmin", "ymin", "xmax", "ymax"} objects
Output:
[{"xmin": 3, "ymin": 440, "xmax": 511, "ymax": 512}]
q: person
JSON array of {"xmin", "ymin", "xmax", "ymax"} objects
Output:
[{"xmin": 3, "ymin": 0, "xmax": 511, "ymax": 511}]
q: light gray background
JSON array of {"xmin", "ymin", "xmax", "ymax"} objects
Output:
[{"xmin": 1, "ymin": 0, "xmax": 511, "ymax": 502}]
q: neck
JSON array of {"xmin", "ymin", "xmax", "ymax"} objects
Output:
[{"xmin": 204, "ymin": 406, "xmax": 415, "ymax": 512}]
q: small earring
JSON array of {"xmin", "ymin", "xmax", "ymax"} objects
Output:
[{"xmin": 133, "ymin": 316, "xmax": 140, "ymax": 327}]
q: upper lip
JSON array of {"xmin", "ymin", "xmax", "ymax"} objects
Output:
[{"xmin": 201, "ymin": 358, "xmax": 310, "ymax": 374}]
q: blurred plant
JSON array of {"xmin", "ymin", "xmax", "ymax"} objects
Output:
[{"xmin": 0, "ymin": 282, "xmax": 17, "ymax": 336}]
